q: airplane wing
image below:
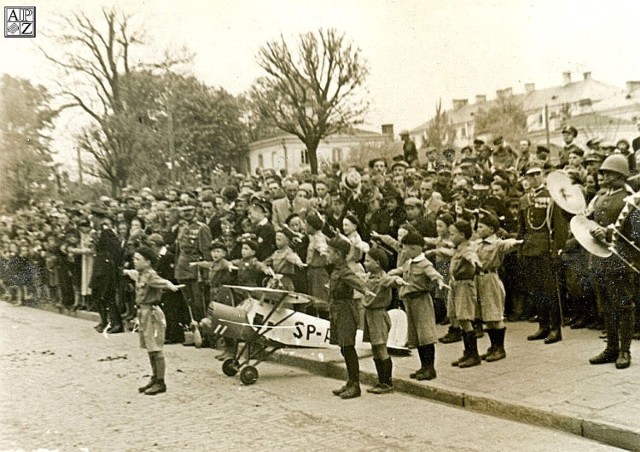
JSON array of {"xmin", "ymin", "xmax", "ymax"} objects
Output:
[{"xmin": 223, "ymin": 285, "xmax": 322, "ymax": 306}]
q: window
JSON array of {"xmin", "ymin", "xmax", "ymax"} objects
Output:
[
  {"xmin": 300, "ymin": 149, "xmax": 309, "ymax": 164},
  {"xmin": 258, "ymin": 153, "xmax": 264, "ymax": 168},
  {"xmin": 332, "ymin": 147, "xmax": 342, "ymax": 162}
]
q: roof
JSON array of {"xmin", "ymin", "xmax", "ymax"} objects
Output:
[
  {"xmin": 410, "ymin": 77, "xmax": 624, "ymax": 133},
  {"xmin": 248, "ymin": 127, "xmax": 387, "ymax": 151},
  {"xmin": 522, "ymin": 79, "xmax": 622, "ymax": 112}
]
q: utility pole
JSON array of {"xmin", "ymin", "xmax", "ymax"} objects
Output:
[
  {"xmin": 168, "ymin": 93, "xmax": 175, "ymax": 182},
  {"xmin": 544, "ymin": 104, "xmax": 551, "ymax": 150}
]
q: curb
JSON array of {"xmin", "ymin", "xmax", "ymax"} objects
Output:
[
  {"xmin": 25, "ymin": 302, "xmax": 640, "ymax": 451},
  {"xmin": 272, "ymin": 351, "xmax": 640, "ymax": 451}
]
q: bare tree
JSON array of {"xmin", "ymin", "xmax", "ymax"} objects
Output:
[
  {"xmin": 41, "ymin": 8, "xmax": 187, "ymax": 194},
  {"xmin": 424, "ymin": 99, "xmax": 456, "ymax": 151},
  {"xmin": 251, "ymin": 28, "xmax": 369, "ymax": 174}
]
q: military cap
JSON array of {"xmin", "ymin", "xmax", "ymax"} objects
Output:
[
  {"xmin": 399, "ymin": 130, "xmax": 410, "ymax": 137},
  {"xmin": 401, "ymin": 230, "xmax": 424, "ymax": 247},
  {"xmin": 525, "ymin": 162, "xmax": 544, "ymax": 175},
  {"xmin": 391, "ymin": 160, "xmax": 409, "ymax": 170},
  {"xmin": 535, "ymin": 145, "xmax": 550, "ymax": 155},
  {"xmin": 584, "ymin": 152, "xmax": 604, "ymax": 163},
  {"xmin": 328, "ymin": 235, "xmax": 351, "ymax": 256},
  {"xmin": 586, "ymin": 137, "xmax": 601, "ymax": 148},
  {"xmin": 404, "ymin": 197, "xmax": 422, "ymax": 208},
  {"xmin": 210, "ymin": 239, "xmax": 227, "ymax": 251},
  {"xmin": 561, "ymin": 125, "xmax": 578, "ymax": 137},
  {"xmin": 147, "ymin": 233, "xmax": 164, "ymax": 246},
  {"xmin": 568, "ymin": 147, "xmax": 584, "ymax": 157}
]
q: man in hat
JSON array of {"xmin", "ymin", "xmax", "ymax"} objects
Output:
[
  {"xmin": 519, "ymin": 162, "xmax": 568, "ymax": 345},
  {"xmin": 560, "ymin": 125, "xmax": 580, "ymax": 168},
  {"xmin": 400, "ymin": 130, "xmax": 418, "ymax": 165},
  {"xmin": 424, "ymin": 147, "xmax": 440, "ymax": 173},
  {"xmin": 587, "ymin": 155, "xmax": 639, "ymax": 369},
  {"xmin": 404, "ymin": 197, "xmax": 436, "ymax": 237},
  {"xmin": 272, "ymin": 177, "xmax": 309, "ymax": 230},
  {"xmin": 89, "ymin": 207, "xmax": 123, "ymax": 334},
  {"xmin": 174, "ymin": 204, "xmax": 212, "ymax": 324},
  {"xmin": 535, "ymin": 145, "xmax": 551, "ymax": 165},
  {"xmin": 248, "ymin": 199, "xmax": 276, "ymax": 261},
  {"xmin": 419, "ymin": 180, "xmax": 446, "ymax": 223}
]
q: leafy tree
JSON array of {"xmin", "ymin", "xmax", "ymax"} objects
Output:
[
  {"xmin": 0, "ymin": 75, "xmax": 57, "ymax": 210},
  {"xmin": 251, "ymin": 28, "xmax": 369, "ymax": 174},
  {"xmin": 474, "ymin": 96, "xmax": 527, "ymax": 145},
  {"xmin": 424, "ymin": 99, "xmax": 456, "ymax": 151}
]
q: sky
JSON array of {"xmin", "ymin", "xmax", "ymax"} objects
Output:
[{"xmin": 2, "ymin": 0, "xmax": 640, "ymax": 174}]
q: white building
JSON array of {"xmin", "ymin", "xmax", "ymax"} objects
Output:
[{"xmin": 243, "ymin": 129, "xmax": 390, "ymax": 175}]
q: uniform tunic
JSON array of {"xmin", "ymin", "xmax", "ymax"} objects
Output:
[
  {"xmin": 362, "ymin": 271, "xmax": 394, "ymax": 345},
  {"xmin": 389, "ymin": 253, "xmax": 443, "ymax": 347},
  {"xmin": 448, "ymin": 242, "xmax": 480, "ymax": 321},
  {"xmin": 328, "ymin": 263, "xmax": 369, "ymax": 347},
  {"xmin": 474, "ymin": 235, "xmax": 520, "ymax": 321},
  {"xmin": 132, "ymin": 268, "xmax": 171, "ymax": 353}
]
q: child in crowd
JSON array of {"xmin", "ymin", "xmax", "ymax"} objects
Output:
[
  {"xmin": 448, "ymin": 220, "xmax": 482, "ymax": 369},
  {"xmin": 473, "ymin": 211, "xmax": 522, "ymax": 362},
  {"xmin": 124, "ymin": 246, "xmax": 180, "ymax": 396},
  {"xmin": 362, "ymin": 248, "xmax": 395, "ymax": 394},
  {"xmin": 388, "ymin": 230, "xmax": 446, "ymax": 381},
  {"xmin": 263, "ymin": 231, "xmax": 306, "ymax": 292}
]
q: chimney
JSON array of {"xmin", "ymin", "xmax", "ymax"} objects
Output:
[
  {"xmin": 562, "ymin": 71, "xmax": 572, "ymax": 85},
  {"xmin": 583, "ymin": 72, "xmax": 592, "ymax": 81},
  {"xmin": 452, "ymin": 99, "xmax": 469, "ymax": 110},
  {"xmin": 524, "ymin": 83, "xmax": 535, "ymax": 94},
  {"xmin": 381, "ymin": 124, "xmax": 394, "ymax": 138},
  {"xmin": 475, "ymin": 95, "xmax": 487, "ymax": 104},
  {"xmin": 496, "ymin": 88, "xmax": 513, "ymax": 99},
  {"xmin": 626, "ymin": 81, "xmax": 640, "ymax": 92}
]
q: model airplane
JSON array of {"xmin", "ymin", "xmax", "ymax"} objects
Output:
[{"xmin": 199, "ymin": 285, "xmax": 409, "ymax": 385}]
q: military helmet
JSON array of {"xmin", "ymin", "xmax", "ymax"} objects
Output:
[{"xmin": 600, "ymin": 154, "xmax": 630, "ymax": 177}]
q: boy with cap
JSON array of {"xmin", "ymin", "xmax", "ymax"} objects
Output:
[
  {"xmin": 124, "ymin": 246, "xmax": 181, "ymax": 395},
  {"xmin": 473, "ymin": 212, "xmax": 522, "ymax": 362},
  {"xmin": 363, "ymin": 248, "xmax": 396, "ymax": 394},
  {"xmin": 448, "ymin": 220, "xmax": 482, "ymax": 368},
  {"xmin": 327, "ymin": 235, "xmax": 374, "ymax": 399},
  {"xmin": 305, "ymin": 213, "xmax": 330, "ymax": 301},
  {"xmin": 387, "ymin": 230, "xmax": 446, "ymax": 381}
]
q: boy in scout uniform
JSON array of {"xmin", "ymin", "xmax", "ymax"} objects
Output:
[{"xmin": 388, "ymin": 230, "xmax": 446, "ymax": 381}]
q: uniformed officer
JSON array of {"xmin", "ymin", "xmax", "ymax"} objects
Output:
[
  {"xmin": 588, "ymin": 155, "xmax": 639, "ymax": 369},
  {"xmin": 560, "ymin": 125, "xmax": 581, "ymax": 168},
  {"xmin": 174, "ymin": 204, "xmax": 212, "ymax": 323},
  {"xmin": 518, "ymin": 163, "xmax": 568, "ymax": 344},
  {"xmin": 89, "ymin": 207, "xmax": 123, "ymax": 334}
]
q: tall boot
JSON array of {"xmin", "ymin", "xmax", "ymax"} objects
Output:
[
  {"xmin": 415, "ymin": 344, "xmax": 437, "ymax": 380},
  {"xmin": 369, "ymin": 358, "xmax": 394, "ymax": 394},
  {"xmin": 340, "ymin": 347, "xmax": 361, "ymax": 399},
  {"xmin": 139, "ymin": 354, "xmax": 157, "ymax": 393},
  {"xmin": 333, "ymin": 347, "xmax": 350, "ymax": 395},
  {"xmin": 385, "ymin": 358, "xmax": 393, "ymax": 387},
  {"xmin": 481, "ymin": 329, "xmax": 497, "ymax": 360},
  {"xmin": 458, "ymin": 331, "xmax": 481, "ymax": 368},
  {"xmin": 439, "ymin": 326, "xmax": 462, "ymax": 344},
  {"xmin": 95, "ymin": 302, "xmax": 108, "ymax": 332},
  {"xmin": 486, "ymin": 328, "xmax": 506, "ymax": 362},
  {"xmin": 367, "ymin": 359, "xmax": 384, "ymax": 393},
  {"xmin": 411, "ymin": 345, "xmax": 429, "ymax": 377},
  {"xmin": 616, "ymin": 311, "xmax": 634, "ymax": 369},
  {"xmin": 527, "ymin": 309, "xmax": 550, "ymax": 341},
  {"xmin": 545, "ymin": 301, "xmax": 563, "ymax": 344},
  {"xmin": 589, "ymin": 311, "xmax": 619, "ymax": 364}
]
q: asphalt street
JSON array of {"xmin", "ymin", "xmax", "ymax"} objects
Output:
[{"xmin": 0, "ymin": 301, "xmax": 623, "ymax": 451}]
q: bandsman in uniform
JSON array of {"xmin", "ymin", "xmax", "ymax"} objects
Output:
[
  {"xmin": 588, "ymin": 155, "xmax": 640, "ymax": 369},
  {"xmin": 519, "ymin": 162, "xmax": 569, "ymax": 344},
  {"xmin": 174, "ymin": 204, "xmax": 212, "ymax": 323}
]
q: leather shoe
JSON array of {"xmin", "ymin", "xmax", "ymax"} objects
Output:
[
  {"xmin": 138, "ymin": 378, "xmax": 155, "ymax": 393},
  {"xmin": 332, "ymin": 383, "xmax": 350, "ymax": 396},
  {"xmin": 144, "ymin": 381, "xmax": 166, "ymax": 395},
  {"xmin": 589, "ymin": 349, "xmax": 618, "ymax": 365},
  {"xmin": 527, "ymin": 328, "xmax": 550, "ymax": 341},
  {"xmin": 340, "ymin": 384, "xmax": 361, "ymax": 399},
  {"xmin": 94, "ymin": 323, "xmax": 107, "ymax": 333},
  {"xmin": 414, "ymin": 367, "xmax": 437, "ymax": 381},
  {"xmin": 570, "ymin": 319, "xmax": 587, "ymax": 329},
  {"xmin": 106, "ymin": 325, "xmax": 124, "ymax": 334},
  {"xmin": 615, "ymin": 351, "xmax": 631, "ymax": 369},
  {"xmin": 544, "ymin": 330, "xmax": 562, "ymax": 344}
]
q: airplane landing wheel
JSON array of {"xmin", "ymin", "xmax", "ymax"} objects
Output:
[
  {"xmin": 222, "ymin": 358, "xmax": 240, "ymax": 377},
  {"xmin": 239, "ymin": 365, "xmax": 259, "ymax": 385}
]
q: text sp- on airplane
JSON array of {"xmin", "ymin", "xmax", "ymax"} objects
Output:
[{"xmin": 199, "ymin": 285, "xmax": 409, "ymax": 385}]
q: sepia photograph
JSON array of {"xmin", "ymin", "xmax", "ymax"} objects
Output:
[{"xmin": 0, "ymin": 0, "xmax": 639, "ymax": 450}]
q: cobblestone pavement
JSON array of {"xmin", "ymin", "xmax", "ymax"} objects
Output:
[{"xmin": 0, "ymin": 301, "xmax": 622, "ymax": 451}]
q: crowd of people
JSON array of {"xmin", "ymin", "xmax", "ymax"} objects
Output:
[{"xmin": 1, "ymin": 124, "xmax": 640, "ymax": 397}]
